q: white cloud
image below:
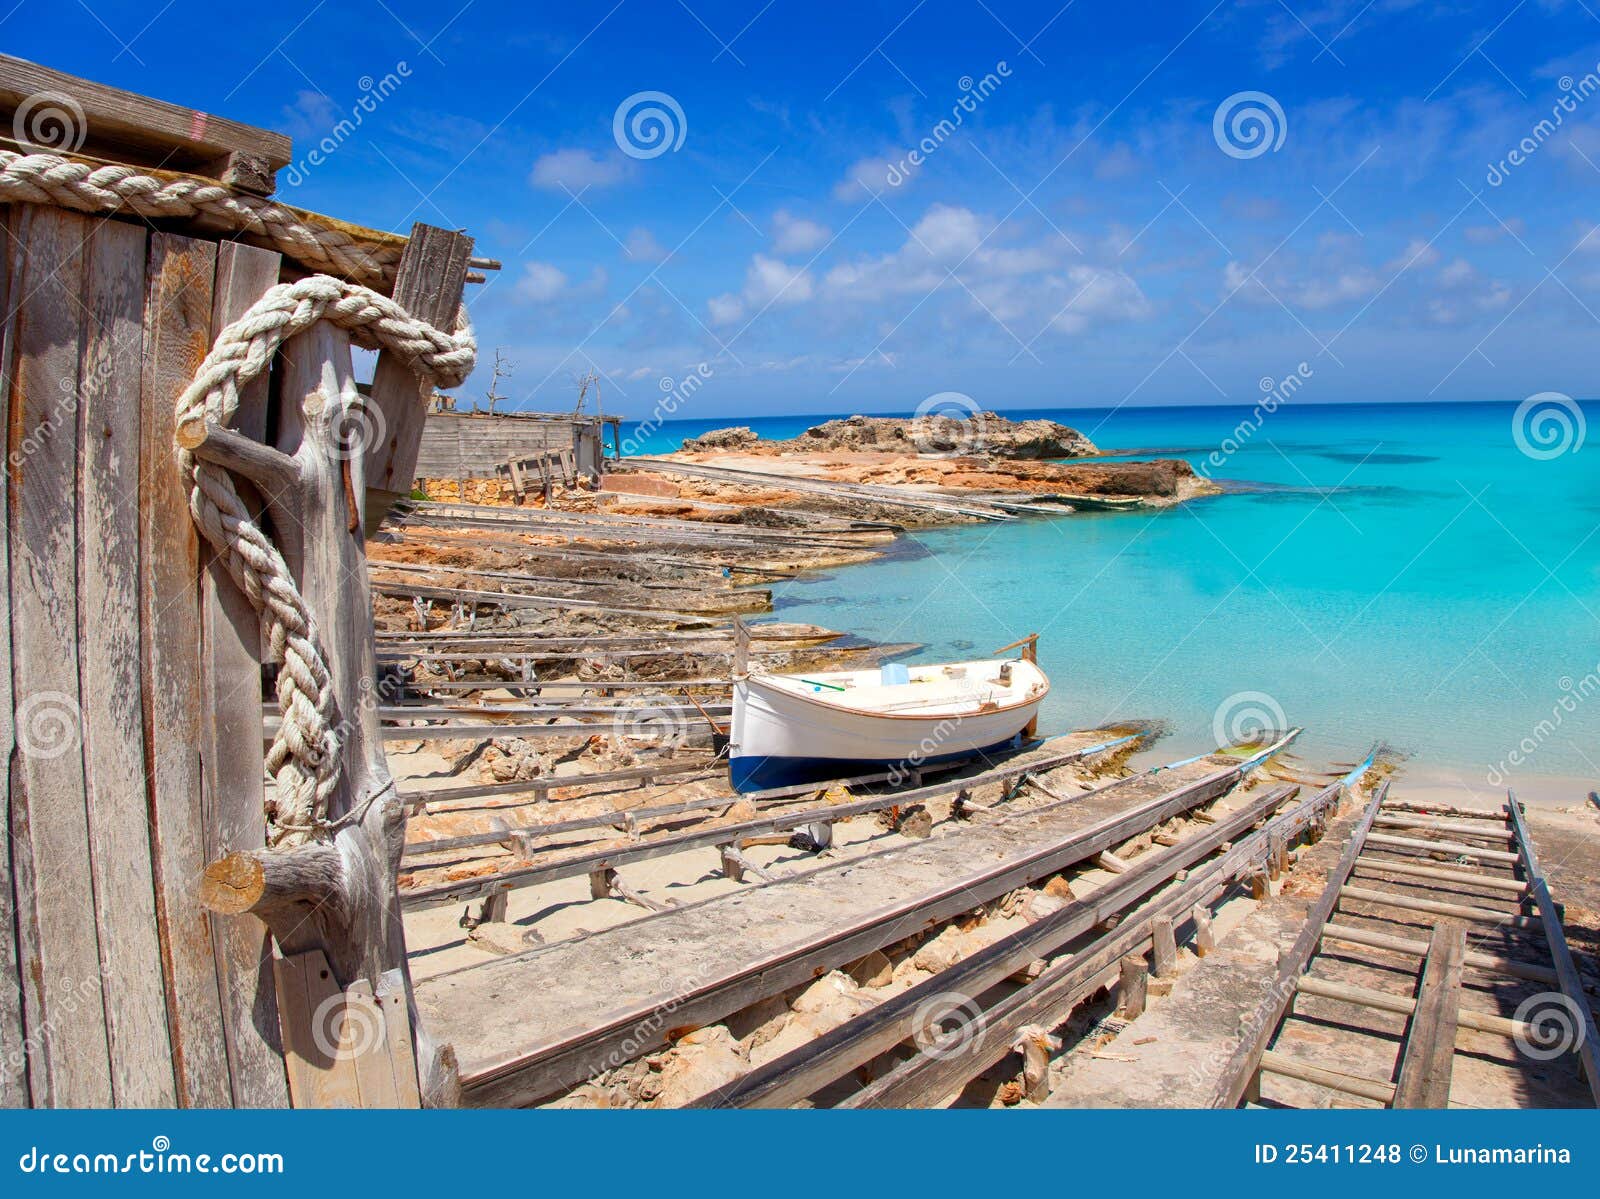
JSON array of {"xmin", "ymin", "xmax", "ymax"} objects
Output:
[
  {"xmin": 709, "ymin": 254, "xmax": 816, "ymax": 324},
  {"xmin": 1437, "ymin": 257, "xmax": 1476, "ymax": 287},
  {"xmin": 1292, "ymin": 271, "xmax": 1380, "ymax": 310},
  {"xmin": 624, "ymin": 227, "xmax": 668, "ymax": 262},
  {"xmin": 1049, "ymin": 267, "xmax": 1152, "ymax": 333},
  {"xmin": 1386, "ymin": 238, "xmax": 1440, "ymax": 272},
  {"xmin": 772, "ymin": 210, "xmax": 831, "ymax": 255},
  {"xmin": 529, "ymin": 148, "xmax": 628, "ymax": 191},
  {"xmin": 518, "ymin": 261, "xmax": 568, "ymax": 302},
  {"xmin": 910, "ymin": 204, "xmax": 985, "ymax": 260},
  {"xmin": 833, "ymin": 155, "xmax": 901, "ymax": 200}
]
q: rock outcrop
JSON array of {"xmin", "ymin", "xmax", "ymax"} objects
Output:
[{"xmin": 682, "ymin": 412, "xmax": 1098, "ymax": 459}]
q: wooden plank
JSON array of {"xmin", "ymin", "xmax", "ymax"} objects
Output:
[
  {"xmin": 140, "ymin": 230, "xmax": 233, "ymax": 1107},
  {"xmin": 1259, "ymin": 1050, "xmax": 1395, "ymax": 1105},
  {"xmin": 78, "ymin": 214, "xmax": 176, "ymax": 1105},
  {"xmin": 1208, "ymin": 781, "xmax": 1390, "ymax": 1108},
  {"xmin": 848, "ymin": 782, "xmax": 1343, "ymax": 1109},
  {"xmin": 1506, "ymin": 793, "xmax": 1600, "ymax": 1104},
  {"xmin": 363, "ymin": 223, "xmax": 473, "ymax": 530},
  {"xmin": 274, "ymin": 949, "xmax": 358, "ymax": 1108},
  {"xmin": 0, "ymin": 54, "xmax": 290, "ymax": 191},
  {"xmin": 704, "ymin": 783, "xmax": 1302, "ymax": 1108},
  {"xmin": 1392, "ymin": 920, "xmax": 1466, "ymax": 1108},
  {"xmin": 5, "ymin": 204, "xmax": 113, "ymax": 1105},
  {"xmin": 0, "ymin": 203, "xmax": 23, "ymax": 1109},
  {"xmin": 201, "ymin": 241, "xmax": 289, "ymax": 1107}
]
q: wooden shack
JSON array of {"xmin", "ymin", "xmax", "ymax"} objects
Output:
[
  {"xmin": 413, "ymin": 409, "xmax": 620, "ymax": 491},
  {"xmin": 0, "ymin": 56, "xmax": 486, "ymax": 1107}
]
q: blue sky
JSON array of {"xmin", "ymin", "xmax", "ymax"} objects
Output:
[{"xmin": 16, "ymin": 0, "xmax": 1600, "ymax": 417}]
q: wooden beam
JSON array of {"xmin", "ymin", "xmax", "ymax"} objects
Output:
[
  {"xmin": 1506, "ymin": 792, "xmax": 1600, "ymax": 1105},
  {"xmin": 363, "ymin": 224, "xmax": 473, "ymax": 532},
  {"xmin": 1208, "ymin": 782, "xmax": 1390, "ymax": 1108},
  {"xmin": 1392, "ymin": 920, "xmax": 1466, "ymax": 1109},
  {"xmin": 0, "ymin": 54, "xmax": 291, "ymax": 193}
]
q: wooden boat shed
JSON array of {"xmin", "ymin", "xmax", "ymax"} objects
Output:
[{"xmin": 0, "ymin": 56, "xmax": 490, "ymax": 1107}]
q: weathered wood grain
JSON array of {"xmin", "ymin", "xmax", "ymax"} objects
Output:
[
  {"xmin": 362, "ymin": 224, "xmax": 472, "ymax": 531},
  {"xmin": 1392, "ymin": 919, "xmax": 1466, "ymax": 1109},
  {"xmin": 78, "ymin": 214, "xmax": 176, "ymax": 1105},
  {"xmin": 6, "ymin": 204, "xmax": 113, "ymax": 1105},
  {"xmin": 0, "ymin": 54, "xmax": 290, "ymax": 192},
  {"xmin": 201, "ymin": 240, "xmax": 289, "ymax": 1107},
  {"xmin": 0, "ymin": 205, "xmax": 25, "ymax": 1107},
  {"xmin": 140, "ymin": 230, "xmax": 232, "ymax": 1107}
]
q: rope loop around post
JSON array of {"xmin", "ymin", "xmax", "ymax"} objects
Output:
[{"xmin": 175, "ymin": 274, "xmax": 476, "ymax": 844}]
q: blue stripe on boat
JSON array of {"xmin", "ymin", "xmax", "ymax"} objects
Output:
[{"xmin": 729, "ymin": 736, "xmax": 1025, "ymax": 793}]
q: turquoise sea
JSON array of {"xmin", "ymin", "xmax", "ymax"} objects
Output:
[{"xmin": 619, "ymin": 401, "xmax": 1599, "ymax": 801}]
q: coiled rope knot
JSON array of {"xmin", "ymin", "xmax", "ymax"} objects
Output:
[{"xmin": 175, "ymin": 275, "xmax": 476, "ymax": 845}]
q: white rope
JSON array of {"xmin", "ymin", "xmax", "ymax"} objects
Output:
[
  {"xmin": 176, "ymin": 275, "xmax": 476, "ymax": 844},
  {"xmin": 0, "ymin": 150, "xmax": 402, "ymax": 287}
]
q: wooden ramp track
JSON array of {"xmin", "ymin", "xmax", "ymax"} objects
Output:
[
  {"xmin": 701, "ymin": 778, "xmax": 1335, "ymax": 1107},
  {"xmin": 413, "ymin": 738, "xmax": 1292, "ymax": 1106},
  {"xmin": 1212, "ymin": 785, "xmax": 1600, "ymax": 1109}
]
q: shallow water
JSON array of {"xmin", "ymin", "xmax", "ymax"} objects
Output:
[{"xmin": 620, "ymin": 401, "xmax": 1599, "ymax": 800}]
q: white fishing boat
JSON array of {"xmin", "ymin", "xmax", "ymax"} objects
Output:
[{"xmin": 729, "ymin": 635, "xmax": 1049, "ymax": 792}]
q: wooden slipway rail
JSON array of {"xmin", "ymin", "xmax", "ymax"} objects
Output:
[
  {"xmin": 1211, "ymin": 786, "xmax": 1600, "ymax": 1108},
  {"xmin": 415, "ymin": 738, "xmax": 1294, "ymax": 1106},
  {"xmin": 699, "ymin": 778, "xmax": 1340, "ymax": 1107}
]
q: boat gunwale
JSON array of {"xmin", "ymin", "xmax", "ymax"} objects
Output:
[{"xmin": 739, "ymin": 659, "xmax": 1050, "ymax": 724}]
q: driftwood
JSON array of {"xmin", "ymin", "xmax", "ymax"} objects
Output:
[{"xmin": 193, "ymin": 318, "xmax": 449, "ymax": 1103}]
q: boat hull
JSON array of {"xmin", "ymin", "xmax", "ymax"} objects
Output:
[{"xmin": 729, "ymin": 670, "xmax": 1045, "ymax": 793}]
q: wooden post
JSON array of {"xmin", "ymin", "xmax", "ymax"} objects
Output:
[
  {"xmin": 1150, "ymin": 918, "xmax": 1178, "ymax": 978},
  {"xmin": 362, "ymin": 223, "xmax": 474, "ymax": 535},
  {"xmin": 1193, "ymin": 905, "xmax": 1215, "ymax": 957},
  {"xmin": 1117, "ymin": 955, "xmax": 1148, "ymax": 1019},
  {"xmin": 200, "ymin": 241, "xmax": 290, "ymax": 1107},
  {"xmin": 197, "ymin": 321, "xmax": 440, "ymax": 1105}
]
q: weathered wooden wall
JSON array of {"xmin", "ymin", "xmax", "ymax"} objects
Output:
[
  {"xmin": 412, "ymin": 412, "xmax": 612, "ymax": 482},
  {"xmin": 0, "ymin": 202, "xmax": 288, "ymax": 1107}
]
